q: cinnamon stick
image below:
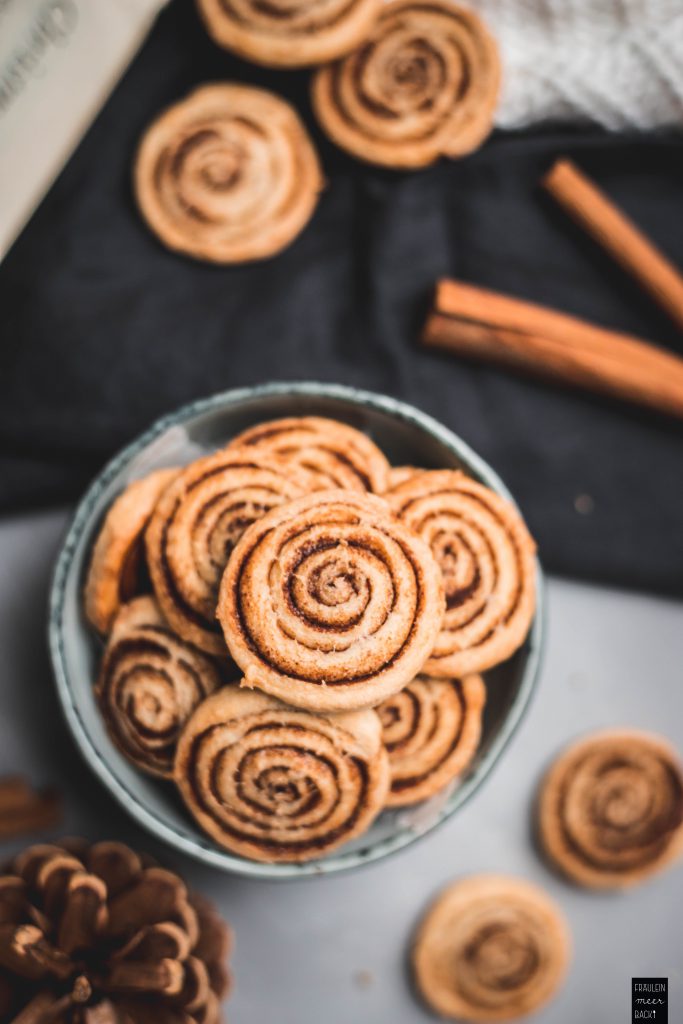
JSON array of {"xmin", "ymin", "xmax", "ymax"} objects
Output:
[
  {"xmin": 0, "ymin": 777, "xmax": 62, "ymax": 840},
  {"xmin": 422, "ymin": 279, "xmax": 683, "ymax": 419},
  {"xmin": 542, "ymin": 158, "xmax": 683, "ymax": 332}
]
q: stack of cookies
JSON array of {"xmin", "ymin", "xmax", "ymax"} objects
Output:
[
  {"xmin": 85, "ymin": 415, "xmax": 537, "ymax": 864},
  {"xmin": 133, "ymin": 1, "xmax": 501, "ymax": 263}
]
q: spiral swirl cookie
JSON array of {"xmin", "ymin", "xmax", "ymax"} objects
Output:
[
  {"xmin": 134, "ymin": 84, "xmax": 322, "ymax": 263},
  {"xmin": 196, "ymin": 0, "xmax": 382, "ymax": 68},
  {"xmin": 175, "ymin": 687, "xmax": 390, "ymax": 862},
  {"xmin": 413, "ymin": 875, "xmax": 570, "ymax": 1021},
  {"xmin": 218, "ymin": 490, "xmax": 444, "ymax": 712},
  {"xmin": 311, "ymin": 0, "xmax": 500, "ymax": 169},
  {"xmin": 386, "ymin": 471, "xmax": 536, "ymax": 676},
  {"xmin": 84, "ymin": 468, "xmax": 178, "ymax": 634},
  {"xmin": 539, "ymin": 730, "xmax": 683, "ymax": 889},
  {"xmin": 378, "ymin": 674, "xmax": 485, "ymax": 806},
  {"xmin": 228, "ymin": 416, "xmax": 390, "ymax": 493},
  {"xmin": 96, "ymin": 597, "xmax": 223, "ymax": 778},
  {"xmin": 146, "ymin": 449, "xmax": 310, "ymax": 655}
]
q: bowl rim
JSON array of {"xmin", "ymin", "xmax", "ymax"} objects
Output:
[{"xmin": 48, "ymin": 381, "xmax": 544, "ymax": 880}]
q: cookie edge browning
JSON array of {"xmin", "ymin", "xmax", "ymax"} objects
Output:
[
  {"xmin": 84, "ymin": 468, "xmax": 179, "ymax": 634},
  {"xmin": 133, "ymin": 83, "xmax": 323, "ymax": 264},
  {"xmin": 217, "ymin": 489, "xmax": 445, "ymax": 712},
  {"xmin": 196, "ymin": 0, "xmax": 383, "ymax": 68},
  {"xmin": 384, "ymin": 673, "xmax": 486, "ymax": 807},
  {"xmin": 538, "ymin": 728, "xmax": 683, "ymax": 890},
  {"xmin": 311, "ymin": 0, "xmax": 500, "ymax": 170},
  {"xmin": 412, "ymin": 874, "xmax": 571, "ymax": 1022},
  {"xmin": 174, "ymin": 687, "xmax": 391, "ymax": 862}
]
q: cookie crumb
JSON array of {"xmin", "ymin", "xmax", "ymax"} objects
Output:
[
  {"xmin": 354, "ymin": 969, "xmax": 374, "ymax": 990},
  {"xmin": 574, "ymin": 494, "xmax": 594, "ymax": 515}
]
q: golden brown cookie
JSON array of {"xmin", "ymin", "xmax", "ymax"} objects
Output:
[
  {"xmin": 174, "ymin": 687, "xmax": 390, "ymax": 862},
  {"xmin": 413, "ymin": 875, "xmax": 570, "ymax": 1021},
  {"xmin": 84, "ymin": 468, "xmax": 178, "ymax": 634},
  {"xmin": 196, "ymin": 0, "xmax": 382, "ymax": 68},
  {"xmin": 146, "ymin": 449, "xmax": 311, "ymax": 655},
  {"xmin": 379, "ymin": 673, "xmax": 485, "ymax": 806},
  {"xmin": 386, "ymin": 470, "xmax": 536, "ymax": 675},
  {"xmin": 311, "ymin": 0, "xmax": 500, "ymax": 169},
  {"xmin": 539, "ymin": 730, "xmax": 683, "ymax": 889},
  {"xmin": 217, "ymin": 490, "xmax": 444, "ymax": 712},
  {"xmin": 96, "ymin": 597, "xmax": 223, "ymax": 778},
  {"xmin": 134, "ymin": 84, "xmax": 322, "ymax": 263},
  {"xmin": 227, "ymin": 415, "xmax": 390, "ymax": 492},
  {"xmin": 383, "ymin": 466, "xmax": 424, "ymax": 491}
]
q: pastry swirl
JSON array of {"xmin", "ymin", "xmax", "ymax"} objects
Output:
[
  {"xmin": 413, "ymin": 875, "xmax": 570, "ymax": 1021},
  {"xmin": 539, "ymin": 730, "xmax": 683, "ymax": 889},
  {"xmin": 196, "ymin": 0, "xmax": 382, "ymax": 68},
  {"xmin": 134, "ymin": 84, "xmax": 322, "ymax": 263},
  {"xmin": 311, "ymin": 0, "xmax": 500, "ymax": 168},
  {"xmin": 146, "ymin": 449, "xmax": 310, "ymax": 655},
  {"xmin": 217, "ymin": 490, "xmax": 444, "ymax": 712},
  {"xmin": 84, "ymin": 468, "xmax": 178, "ymax": 634},
  {"xmin": 175, "ymin": 688, "xmax": 390, "ymax": 862},
  {"xmin": 228, "ymin": 416, "xmax": 390, "ymax": 493},
  {"xmin": 378, "ymin": 673, "xmax": 485, "ymax": 806},
  {"xmin": 96, "ymin": 597, "xmax": 223, "ymax": 778},
  {"xmin": 386, "ymin": 470, "xmax": 536, "ymax": 675}
]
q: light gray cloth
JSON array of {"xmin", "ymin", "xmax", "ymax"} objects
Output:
[{"xmin": 472, "ymin": 0, "xmax": 683, "ymax": 129}]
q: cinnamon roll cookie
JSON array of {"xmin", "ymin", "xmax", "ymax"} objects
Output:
[
  {"xmin": 386, "ymin": 470, "xmax": 536, "ymax": 676},
  {"xmin": 175, "ymin": 688, "xmax": 390, "ymax": 862},
  {"xmin": 227, "ymin": 415, "xmax": 390, "ymax": 492},
  {"xmin": 379, "ymin": 674, "xmax": 485, "ymax": 806},
  {"xmin": 196, "ymin": 0, "xmax": 382, "ymax": 68},
  {"xmin": 96, "ymin": 597, "xmax": 222, "ymax": 778},
  {"xmin": 539, "ymin": 730, "xmax": 683, "ymax": 889},
  {"xmin": 218, "ymin": 490, "xmax": 444, "ymax": 712},
  {"xmin": 413, "ymin": 875, "xmax": 570, "ymax": 1021},
  {"xmin": 146, "ymin": 449, "xmax": 311, "ymax": 655},
  {"xmin": 84, "ymin": 468, "xmax": 178, "ymax": 634},
  {"xmin": 134, "ymin": 84, "xmax": 322, "ymax": 263},
  {"xmin": 311, "ymin": 0, "xmax": 500, "ymax": 168}
]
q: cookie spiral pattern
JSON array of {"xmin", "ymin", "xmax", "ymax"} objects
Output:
[
  {"xmin": 146, "ymin": 449, "xmax": 310, "ymax": 655},
  {"xmin": 413, "ymin": 875, "xmax": 570, "ymax": 1021},
  {"xmin": 386, "ymin": 470, "xmax": 536, "ymax": 675},
  {"xmin": 134, "ymin": 84, "xmax": 323, "ymax": 263},
  {"xmin": 539, "ymin": 730, "xmax": 683, "ymax": 889},
  {"xmin": 196, "ymin": 0, "xmax": 382, "ymax": 68},
  {"xmin": 228, "ymin": 416, "xmax": 390, "ymax": 493},
  {"xmin": 378, "ymin": 673, "xmax": 485, "ymax": 806},
  {"xmin": 175, "ymin": 688, "xmax": 390, "ymax": 862},
  {"xmin": 96, "ymin": 597, "xmax": 222, "ymax": 778},
  {"xmin": 311, "ymin": 0, "xmax": 500, "ymax": 169},
  {"xmin": 218, "ymin": 490, "xmax": 444, "ymax": 712},
  {"xmin": 84, "ymin": 468, "xmax": 178, "ymax": 634}
]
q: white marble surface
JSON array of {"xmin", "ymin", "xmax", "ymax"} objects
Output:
[{"xmin": 1, "ymin": 507, "xmax": 681, "ymax": 1023}]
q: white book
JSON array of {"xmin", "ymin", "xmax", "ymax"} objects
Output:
[{"xmin": 0, "ymin": 0, "xmax": 169, "ymax": 261}]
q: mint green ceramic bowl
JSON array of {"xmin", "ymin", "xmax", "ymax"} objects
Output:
[{"xmin": 49, "ymin": 382, "xmax": 544, "ymax": 879}]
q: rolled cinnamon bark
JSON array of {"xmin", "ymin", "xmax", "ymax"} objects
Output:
[
  {"xmin": 386, "ymin": 470, "xmax": 536, "ymax": 675},
  {"xmin": 539, "ymin": 730, "xmax": 683, "ymax": 889},
  {"xmin": 96, "ymin": 598, "xmax": 223, "ymax": 778},
  {"xmin": 413, "ymin": 875, "xmax": 570, "ymax": 1021},
  {"xmin": 228, "ymin": 416, "xmax": 390, "ymax": 493},
  {"xmin": 217, "ymin": 490, "xmax": 445, "ymax": 712},
  {"xmin": 311, "ymin": 0, "xmax": 500, "ymax": 168},
  {"xmin": 378, "ymin": 674, "xmax": 485, "ymax": 806},
  {"xmin": 174, "ymin": 688, "xmax": 390, "ymax": 862},
  {"xmin": 196, "ymin": 0, "xmax": 382, "ymax": 68},
  {"xmin": 134, "ymin": 84, "xmax": 323, "ymax": 264},
  {"xmin": 146, "ymin": 450, "xmax": 311, "ymax": 655}
]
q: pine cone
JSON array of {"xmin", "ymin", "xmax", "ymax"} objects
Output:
[{"xmin": 0, "ymin": 839, "xmax": 231, "ymax": 1023}]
